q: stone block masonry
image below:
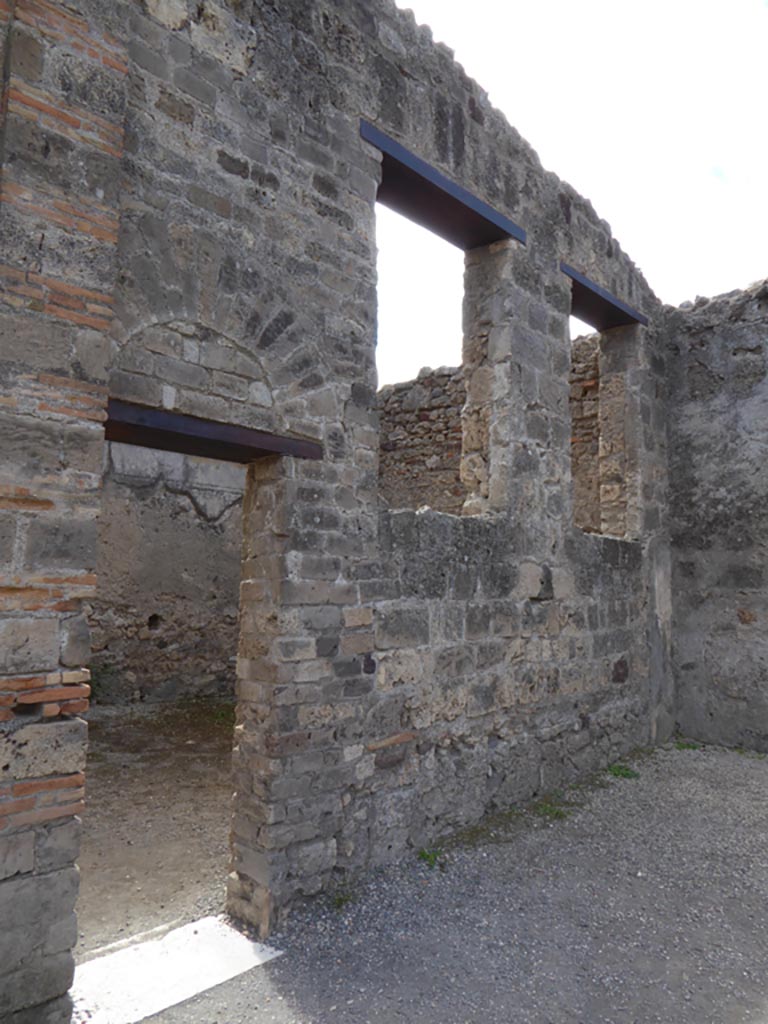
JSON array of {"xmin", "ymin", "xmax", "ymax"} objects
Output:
[
  {"xmin": 0, "ymin": 1, "xmax": 126, "ymax": 1019},
  {"xmin": 378, "ymin": 367, "xmax": 465, "ymax": 514},
  {"xmin": 88, "ymin": 443, "xmax": 244, "ymax": 704},
  {"xmin": 570, "ymin": 335, "xmax": 601, "ymax": 533},
  {"xmin": 5, "ymin": 0, "xmax": 762, "ymax": 1018},
  {"xmin": 668, "ymin": 282, "xmax": 768, "ymax": 750}
]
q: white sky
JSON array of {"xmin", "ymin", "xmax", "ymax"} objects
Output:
[{"xmin": 376, "ymin": 0, "xmax": 768, "ymax": 385}]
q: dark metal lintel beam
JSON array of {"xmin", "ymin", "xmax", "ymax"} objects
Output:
[
  {"xmin": 561, "ymin": 262, "xmax": 649, "ymax": 331},
  {"xmin": 361, "ymin": 120, "xmax": 526, "ymax": 251},
  {"xmin": 105, "ymin": 399, "xmax": 323, "ymax": 464}
]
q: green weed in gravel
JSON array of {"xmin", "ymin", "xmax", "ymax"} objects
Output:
[
  {"xmin": 331, "ymin": 887, "xmax": 356, "ymax": 910},
  {"xmin": 607, "ymin": 763, "xmax": 640, "ymax": 779},
  {"xmin": 418, "ymin": 847, "xmax": 447, "ymax": 870},
  {"xmin": 447, "ymin": 808, "xmax": 523, "ymax": 848},
  {"xmin": 531, "ymin": 796, "xmax": 570, "ymax": 820}
]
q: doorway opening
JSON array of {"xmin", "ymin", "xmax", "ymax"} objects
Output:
[{"xmin": 76, "ymin": 442, "xmax": 245, "ymax": 959}]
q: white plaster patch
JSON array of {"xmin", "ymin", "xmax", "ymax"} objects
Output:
[{"xmin": 71, "ymin": 915, "xmax": 282, "ymax": 1024}]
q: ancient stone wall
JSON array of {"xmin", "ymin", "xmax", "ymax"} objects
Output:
[
  {"xmin": 569, "ymin": 329, "xmax": 640, "ymax": 540},
  {"xmin": 0, "ymin": 2, "xmax": 127, "ymax": 1019},
  {"xmin": 668, "ymin": 282, "xmax": 768, "ymax": 749},
  {"xmin": 570, "ymin": 335, "xmax": 600, "ymax": 532},
  {"xmin": 88, "ymin": 443, "xmax": 244, "ymax": 704},
  {"xmin": 378, "ymin": 367, "xmax": 465, "ymax": 513},
  {"xmin": 0, "ymin": 0, "xmax": 676, "ymax": 1016}
]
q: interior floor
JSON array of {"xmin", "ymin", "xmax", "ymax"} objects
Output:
[{"xmin": 76, "ymin": 701, "xmax": 235, "ymax": 960}]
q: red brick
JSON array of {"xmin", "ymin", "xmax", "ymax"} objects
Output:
[
  {"xmin": 0, "ymin": 495, "xmax": 54, "ymax": 511},
  {"xmin": 37, "ymin": 374, "xmax": 108, "ymax": 396},
  {"xmin": 0, "ymin": 797, "xmax": 36, "ymax": 816},
  {"xmin": 13, "ymin": 773, "xmax": 85, "ymax": 797},
  {"xmin": 0, "ymin": 800, "xmax": 85, "ymax": 831},
  {"xmin": 59, "ymin": 698, "xmax": 89, "ymax": 715},
  {"xmin": 0, "ymin": 675, "xmax": 48, "ymax": 692},
  {"xmin": 17, "ymin": 684, "xmax": 91, "ymax": 705},
  {"xmin": 366, "ymin": 731, "xmax": 418, "ymax": 753}
]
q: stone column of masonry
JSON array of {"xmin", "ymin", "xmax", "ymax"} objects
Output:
[
  {"xmin": 0, "ymin": 3, "xmax": 126, "ymax": 1020},
  {"xmin": 461, "ymin": 240, "xmax": 523, "ymax": 515},
  {"xmin": 228, "ymin": 457, "xmax": 293, "ymax": 936},
  {"xmin": 463, "ymin": 240, "xmax": 573, "ymax": 536},
  {"xmin": 227, "ymin": 409, "xmax": 383, "ymax": 933}
]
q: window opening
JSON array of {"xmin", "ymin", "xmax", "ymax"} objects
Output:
[
  {"xmin": 564, "ymin": 265, "xmax": 646, "ymax": 539},
  {"xmin": 365, "ymin": 121, "xmax": 525, "ymax": 516}
]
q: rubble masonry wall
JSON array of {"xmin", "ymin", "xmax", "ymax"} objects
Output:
[
  {"xmin": 0, "ymin": 0, "xmax": 676, "ymax": 1017},
  {"xmin": 378, "ymin": 367, "xmax": 465, "ymax": 514},
  {"xmin": 88, "ymin": 443, "xmax": 244, "ymax": 704},
  {"xmin": 668, "ymin": 283, "xmax": 768, "ymax": 749}
]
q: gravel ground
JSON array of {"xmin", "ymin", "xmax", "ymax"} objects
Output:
[{"xmin": 142, "ymin": 744, "xmax": 768, "ymax": 1024}]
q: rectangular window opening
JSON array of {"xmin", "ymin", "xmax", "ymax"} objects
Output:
[
  {"xmin": 376, "ymin": 203, "xmax": 469, "ymax": 515},
  {"xmin": 364, "ymin": 121, "xmax": 525, "ymax": 519},
  {"xmin": 569, "ymin": 321, "xmax": 632, "ymax": 538}
]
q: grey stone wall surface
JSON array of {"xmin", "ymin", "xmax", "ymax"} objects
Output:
[
  {"xmin": 89, "ymin": 442, "xmax": 244, "ymax": 703},
  {"xmin": 0, "ymin": 1, "xmax": 126, "ymax": 1018},
  {"xmin": 378, "ymin": 366, "xmax": 465, "ymax": 513},
  {"xmin": 0, "ymin": 0, "xmax": 683, "ymax": 1015},
  {"xmin": 668, "ymin": 282, "xmax": 768, "ymax": 749}
]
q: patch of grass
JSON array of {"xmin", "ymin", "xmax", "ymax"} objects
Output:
[
  {"xmin": 675, "ymin": 740, "xmax": 701, "ymax": 751},
  {"xmin": 447, "ymin": 807, "xmax": 522, "ymax": 848},
  {"xmin": 733, "ymin": 745, "xmax": 766, "ymax": 760},
  {"xmin": 418, "ymin": 847, "xmax": 446, "ymax": 870},
  {"xmin": 530, "ymin": 796, "xmax": 570, "ymax": 820},
  {"xmin": 331, "ymin": 887, "xmax": 355, "ymax": 910},
  {"xmin": 606, "ymin": 763, "xmax": 640, "ymax": 779}
]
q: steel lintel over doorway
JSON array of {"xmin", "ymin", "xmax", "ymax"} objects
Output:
[{"xmin": 105, "ymin": 399, "xmax": 323, "ymax": 463}]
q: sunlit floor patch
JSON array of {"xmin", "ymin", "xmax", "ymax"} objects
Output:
[{"xmin": 71, "ymin": 915, "xmax": 282, "ymax": 1024}]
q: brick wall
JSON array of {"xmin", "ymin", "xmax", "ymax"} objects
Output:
[
  {"xmin": 0, "ymin": 2, "xmax": 126, "ymax": 1019},
  {"xmin": 378, "ymin": 367, "xmax": 465, "ymax": 514}
]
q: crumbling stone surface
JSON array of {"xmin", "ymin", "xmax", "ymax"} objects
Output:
[
  {"xmin": 570, "ymin": 335, "xmax": 601, "ymax": 533},
  {"xmin": 88, "ymin": 443, "xmax": 244, "ymax": 703},
  {"xmin": 569, "ymin": 327, "xmax": 640, "ymax": 540},
  {"xmin": 668, "ymin": 282, "xmax": 768, "ymax": 749},
  {"xmin": 378, "ymin": 367, "xmax": 465, "ymax": 514}
]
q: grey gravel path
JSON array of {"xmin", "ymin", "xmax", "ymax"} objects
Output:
[{"xmin": 147, "ymin": 745, "xmax": 768, "ymax": 1024}]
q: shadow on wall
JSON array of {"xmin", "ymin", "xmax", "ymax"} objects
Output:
[{"xmin": 88, "ymin": 442, "xmax": 245, "ymax": 703}]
